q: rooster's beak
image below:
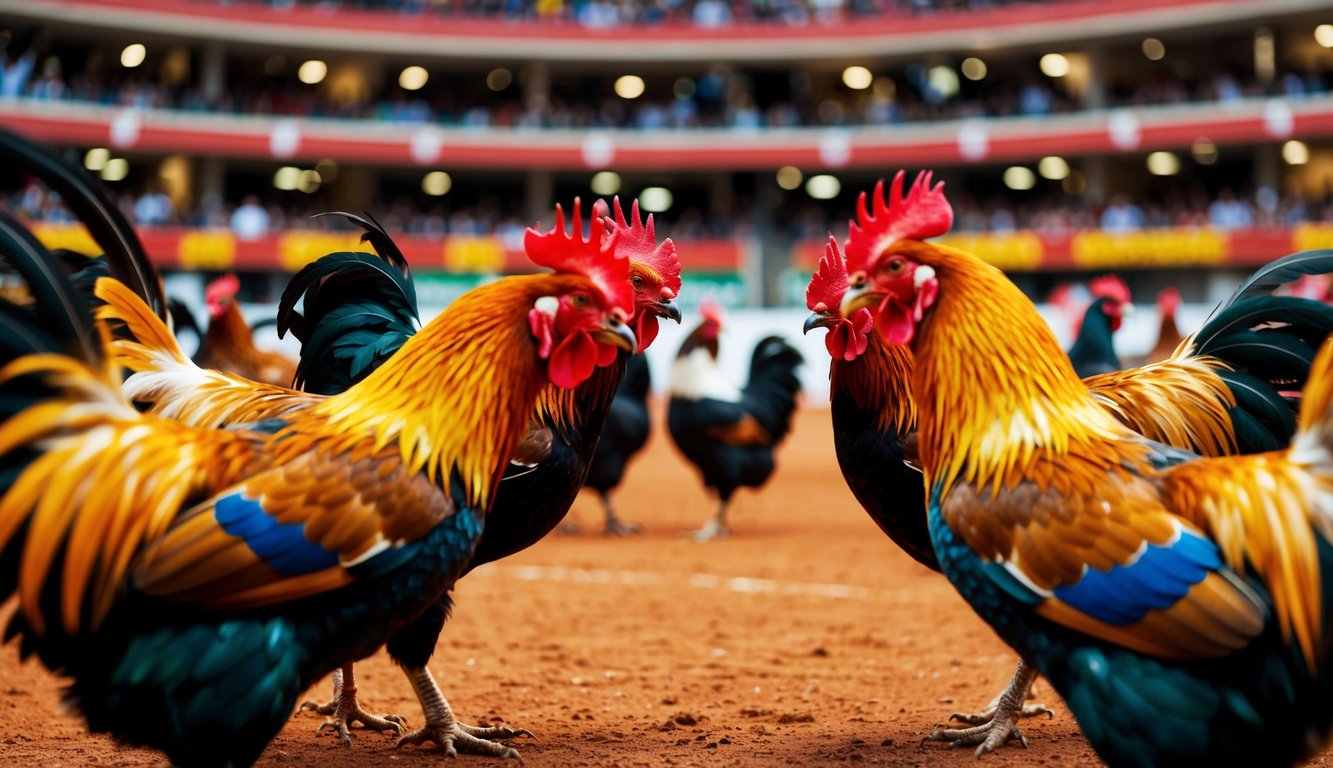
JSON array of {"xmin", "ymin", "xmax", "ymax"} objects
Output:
[
  {"xmin": 655, "ymin": 298, "xmax": 682, "ymax": 324},
  {"xmin": 803, "ymin": 311, "xmax": 835, "ymax": 335},
  {"xmin": 840, "ymin": 285, "xmax": 883, "ymax": 317},
  {"xmin": 594, "ymin": 317, "xmax": 638, "ymax": 354}
]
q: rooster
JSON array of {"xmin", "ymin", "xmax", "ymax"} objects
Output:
[
  {"xmin": 1146, "ymin": 286, "xmax": 1183, "ymax": 363},
  {"xmin": 0, "ymin": 185, "xmax": 636, "ymax": 767},
  {"xmin": 188, "ymin": 273, "xmax": 298, "ymax": 386},
  {"xmin": 279, "ymin": 200, "xmax": 680, "ymax": 755},
  {"xmin": 841, "ymin": 171, "xmax": 1333, "ymax": 766},
  {"xmin": 807, "ymin": 216, "xmax": 1333, "ymax": 749},
  {"xmin": 667, "ymin": 302, "xmax": 803, "ymax": 541},
  {"xmin": 1066, "ymin": 274, "xmax": 1132, "ymax": 378},
  {"xmin": 580, "ymin": 352, "xmax": 655, "ymax": 535}
]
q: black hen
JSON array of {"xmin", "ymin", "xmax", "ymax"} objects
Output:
[
  {"xmin": 581, "ymin": 353, "xmax": 654, "ymax": 535},
  {"xmin": 667, "ymin": 304, "xmax": 803, "ymax": 541},
  {"xmin": 1066, "ymin": 274, "xmax": 1131, "ymax": 378}
]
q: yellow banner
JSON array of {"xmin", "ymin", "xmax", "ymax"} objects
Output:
[
  {"xmin": 443, "ymin": 237, "xmax": 504, "ymax": 273},
  {"xmin": 278, "ymin": 232, "xmax": 375, "ymax": 271},
  {"xmin": 178, "ymin": 230, "xmax": 236, "ymax": 270},
  {"xmin": 31, "ymin": 223, "xmax": 99, "ymax": 255},
  {"xmin": 1293, "ymin": 224, "xmax": 1333, "ymax": 252},
  {"xmin": 938, "ymin": 232, "xmax": 1044, "ymax": 271},
  {"xmin": 1072, "ymin": 230, "xmax": 1227, "ymax": 268}
]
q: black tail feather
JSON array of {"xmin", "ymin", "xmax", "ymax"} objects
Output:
[
  {"xmin": 0, "ymin": 210, "xmax": 100, "ymax": 365},
  {"xmin": 0, "ymin": 126, "xmax": 163, "ymax": 319},
  {"xmin": 278, "ymin": 214, "xmax": 419, "ymax": 394}
]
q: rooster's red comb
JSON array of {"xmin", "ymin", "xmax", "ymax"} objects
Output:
[
  {"xmin": 806, "ymin": 235, "xmax": 848, "ymax": 315},
  {"xmin": 525, "ymin": 198, "xmax": 632, "ymax": 315},
  {"xmin": 700, "ymin": 298, "xmax": 724, "ymax": 325},
  {"xmin": 205, "ymin": 273, "xmax": 240, "ymax": 304},
  {"xmin": 606, "ymin": 197, "xmax": 681, "ymax": 300},
  {"xmin": 1090, "ymin": 274, "xmax": 1131, "ymax": 306},
  {"xmin": 843, "ymin": 171, "xmax": 952, "ymax": 278}
]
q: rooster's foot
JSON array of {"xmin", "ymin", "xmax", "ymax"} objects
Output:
[
  {"xmin": 604, "ymin": 516, "xmax": 644, "ymax": 536},
  {"xmin": 316, "ymin": 701, "xmax": 406, "ymax": 747},
  {"xmin": 949, "ymin": 701, "xmax": 1053, "ymax": 726},
  {"xmin": 689, "ymin": 520, "xmax": 730, "ymax": 541},
  {"xmin": 396, "ymin": 719, "xmax": 534, "ymax": 759},
  {"xmin": 925, "ymin": 660, "xmax": 1046, "ymax": 757},
  {"xmin": 298, "ymin": 697, "xmax": 337, "ymax": 717},
  {"xmin": 311, "ymin": 665, "xmax": 406, "ymax": 747},
  {"xmin": 926, "ymin": 718, "xmax": 1028, "ymax": 756}
]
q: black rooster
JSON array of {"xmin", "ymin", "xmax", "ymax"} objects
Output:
[
  {"xmin": 580, "ymin": 353, "xmax": 654, "ymax": 535},
  {"xmin": 1066, "ymin": 274, "xmax": 1132, "ymax": 378},
  {"xmin": 667, "ymin": 302, "xmax": 803, "ymax": 541}
]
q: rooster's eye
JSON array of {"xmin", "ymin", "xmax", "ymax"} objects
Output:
[
  {"xmin": 631, "ymin": 274, "xmax": 644, "ymax": 288},
  {"xmin": 885, "ymin": 258, "xmax": 906, "ymax": 275},
  {"xmin": 571, "ymin": 293, "xmax": 591, "ymax": 309}
]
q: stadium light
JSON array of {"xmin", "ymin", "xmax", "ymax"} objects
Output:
[
  {"xmin": 120, "ymin": 44, "xmax": 146, "ymax": 69},
  {"xmin": 1191, "ymin": 138, "xmax": 1218, "ymax": 165},
  {"xmin": 1146, "ymin": 151, "xmax": 1180, "ymax": 176},
  {"xmin": 422, "ymin": 171, "xmax": 452, "ymax": 196},
  {"xmin": 591, "ymin": 171, "xmax": 621, "ymax": 196},
  {"xmin": 961, "ymin": 57, "xmax": 987, "ymax": 81},
  {"xmin": 101, "ymin": 158, "xmax": 129, "ymax": 182},
  {"xmin": 399, "ymin": 66, "xmax": 429, "ymax": 91},
  {"xmin": 1003, "ymin": 167, "xmax": 1036, "ymax": 190},
  {"xmin": 842, "ymin": 66, "xmax": 873, "ymax": 90},
  {"xmin": 615, "ymin": 75, "xmax": 646, "ymax": 99},
  {"xmin": 298, "ymin": 60, "xmax": 327, "ymax": 85},
  {"xmin": 298, "ymin": 170, "xmax": 322, "ymax": 194},
  {"xmin": 1142, "ymin": 38, "xmax": 1166, "ymax": 61},
  {"xmin": 487, "ymin": 68, "xmax": 513, "ymax": 92},
  {"xmin": 640, "ymin": 186, "xmax": 673, "ymax": 212},
  {"xmin": 273, "ymin": 166, "xmax": 301, "ymax": 191},
  {"xmin": 1283, "ymin": 140, "xmax": 1310, "ymax": 165},
  {"xmin": 776, "ymin": 166, "xmax": 803, "ymax": 191},
  {"xmin": 84, "ymin": 147, "xmax": 110, "ymax": 172},
  {"xmin": 1037, "ymin": 156, "xmax": 1069, "ymax": 180},
  {"xmin": 805, "ymin": 174, "xmax": 841, "ymax": 200},
  {"xmin": 1318, "ymin": 24, "xmax": 1333, "ymax": 48},
  {"xmin": 1039, "ymin": 53, "xmax": 1070, "ymax": 78}
]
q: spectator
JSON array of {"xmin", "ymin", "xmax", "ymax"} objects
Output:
[
  {"xmin": 0, "ymin": 45, "xmax": 36, "ymax": 99},
  {"xmin": 230, "ymin": 194, "xmax": 270, "ymax": 240},
  {"xmin": 1100, "ymin": 195, "xmax": 1146, "ymax": 232},
  {"xmin": 133, "ymin": 184, "xmax": 175, "ymax": 227},
  {"xmin": 1207, "ymin": 188, "xmax": 1253, "ymax": 229}
]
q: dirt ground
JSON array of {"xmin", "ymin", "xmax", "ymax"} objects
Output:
[{"xmin": 2, "ymin": 404, "xmax": 1332, "ymax": 767}]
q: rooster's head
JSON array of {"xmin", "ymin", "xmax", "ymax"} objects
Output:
[
  {"xmin": 839, "ymin": 171, "xmax": 951, "ymax": 346},
  {"xmin": 1089, "ymin": 274, "xmax": 1133, "ymax": 332},
  {"xmin": 601, "ymin": 197, "xmax": 682, "ymax": 352},
  {"xmin": 204, "ymin": 273, "xmax": 240, "ymax": 320},
  {"xmin": 525, "ymin": 199, "xmax": 637, "ymax": 389},
  {"xmin": 803, "ymin": 235, "xmax": 873, "ymax": 362}
]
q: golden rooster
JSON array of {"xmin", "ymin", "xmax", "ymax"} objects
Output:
[
  {"xmin": 189, "ymin": 273, "xmax": 298, "ymax": 387},
  {"xmin": 0, "ymin": 201, "xmax": 636, "ymax": 768},
  {"xmin": 841, "ymin": 172, "xmax": 1333, "ymax": 767}
]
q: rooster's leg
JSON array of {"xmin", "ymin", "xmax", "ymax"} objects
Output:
[
  {"xmin": 298, "ymin": 665, "xmax": 341, "ymax": 716},
  {"xmin": 948, "ymin": 659, "xmax": 1053, "ymax": 725},
  {"xmin": 690, "ymin": 498, "xmax": 731, "ymax": 541},
  {"xmin": 602, "ymin": 490, "xmax": 644, "ymax": 536},
  {"xmin": 925, "ymin": 660, "xmax": 1051, "ymax": 757},
  {"xmin": 396, "ymin": 665, "xmax": 534, "ymax": 759},
  {"xmin": 314, "ymin": 664, "xmax": 407, "ymax": 747}
]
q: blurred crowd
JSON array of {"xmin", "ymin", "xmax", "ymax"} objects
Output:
[
  {"xmin": 4, "ymin": 36, "xmax": 1328, "ymax": 131},
  {"xmin": 232, "ymin": 0, "xmax": 1041, "ymax": 26},
  {"xmin": 11, "ymin": 177, "xmax": 1333, "ymax": 240}
]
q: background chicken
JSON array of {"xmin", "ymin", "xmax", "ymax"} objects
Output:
[
  {"xmin": 842, "ymin": 171, "xmax": 1333, "ymax": 766},
  {"xmin": 667, "ymin": 301, "xmax": 803, "ymax": 541},
  {"xmin": 0, "ymin": 175, "xmax": 637, "ymax": 768},
  {"xmin": 1146, "ymin": 286, "xmax": 1183, "ymax": 362},
  {"xmin": 579, "ymin": 352, "xmax": 655, "ymax": 535},
  {"xmin": 184, "ymin": 272, "xmax": 298, "ymax": 386},
  {"xmin": 1066, "ymin": 273, "xmax": 1132, "ymax": 377},
  {"xmin": 272, "ymin": 198, "xmax": 679, "ymax": 755}
]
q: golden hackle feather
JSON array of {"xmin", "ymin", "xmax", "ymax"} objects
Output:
[
  {"xmin": 1083, "ymin": 352, "xmax": 1236, "ymax": 458},
  {"xmin": 291, "ymin": 273, "xmax": 592, "ymax": 510},
  {"xmin": 96, "ymin": 278, "xmax": 318, "ymax": 429},
  {"xmin": 901, "ymin": 240, "xmax": 1128, "ymax": 497}
]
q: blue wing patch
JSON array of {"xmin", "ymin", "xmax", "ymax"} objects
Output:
[
  {"xmin": 1052, "ymin": 527, "xmax": 1221, "ymax": 626},
  {"xmin": 214, "ymin": 493, "xmax": 339, "ymax": 576}
]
